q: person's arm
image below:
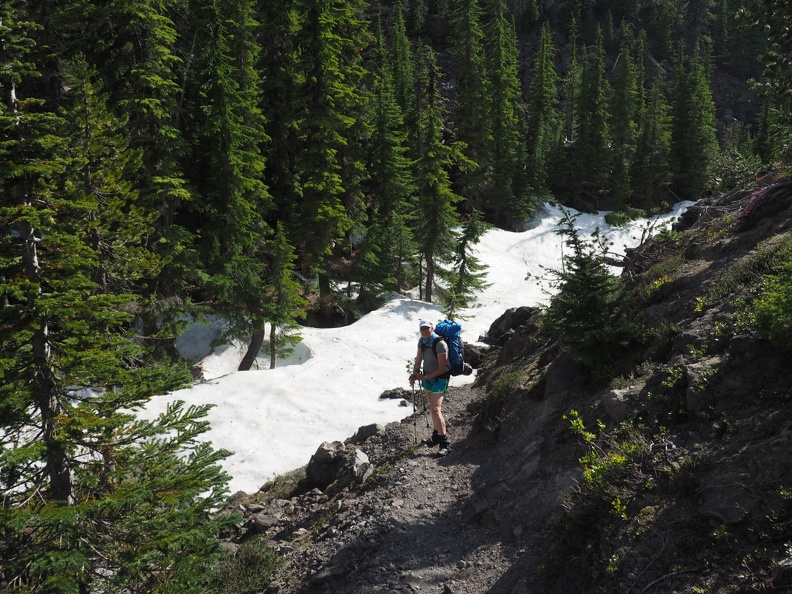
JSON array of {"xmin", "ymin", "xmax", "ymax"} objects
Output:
[{"xmin": 409, "ymin": 347, "xmax": 422, "ymax": 384}]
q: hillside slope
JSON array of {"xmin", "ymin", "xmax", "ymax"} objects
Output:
[{"xmin": 225, "ymin": 174, "xmax": 792, "ymax": 594}]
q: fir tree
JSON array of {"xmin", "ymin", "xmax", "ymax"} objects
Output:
[
  {"xmin": 574, "ymin": 28, "xmax": 610, "ymax": 199},
  {"xmin": 293, "ymin": 0, "xmax": 370, "ymax": 321},
  {"xmin": 358, "ymin": 21, "xmax": 416, "ymax": 296},
  {"xmin": 448, "ymin": 0, "xmax": 490, "ymax": 207},
  {"xmin": 483, "ymin": 0, "xmax": 530, "ymax": 226},
  {"xmin": 60, "ymin": 0, "xmax": 195, "ymax": 297},
  {"xmin": 525, "ymin": 21, "xmax": 560, "ymax": 197},
  {"xmin": 609, "ymin": 24, "xmax": 640, "ymax": 209},
  {"xmin": 440, "ymin": 209, "xmax": 491, "ymax": 317},
  {"xmin": 260, "ymin": 0, "xmax": 302, "ymax": 225},
  {"xmin": 670, "ymin": 45, "xmax": 719, "ymax": 199},
  {"xmin": 390, "ymin": 0, "xmax": 415, "ymax": 115},
  {"xmin": 193, "ymin": 0, "xmax": 274, "ymax": 371},
  {"xmin": 0, "ymin": 57, "xmax": 233, "ymax": 592},
  {"xmin": 545, "ymin": 210, "xmax": 643, "ymax": 381},
  {"xmin": 412, "ymin": 44, "xmax": 467, "ymax": 303},
  {"xmin": 264, "ymin": 222, "xmax": 308, "ymax": 369},
  {"xmin": 631, "ymin": 67, "xmax": 673, "ymax": 207},
  {"xmin": 406, "ymin": 0, "xmax": 428, "ymax": 37}
]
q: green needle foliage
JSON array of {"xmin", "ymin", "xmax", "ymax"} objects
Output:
[
  {"xmin": 0, "ymin": 53, "xmax": 234, "ymax": 593},
  {"xmin": 544, "ymin": 210, "xmax": 645, "ymax": 382}
]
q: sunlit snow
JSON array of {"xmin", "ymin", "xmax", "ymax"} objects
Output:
[{"xmin": 142, "ymin": 201, "xmax": 693, "ymax": 495}]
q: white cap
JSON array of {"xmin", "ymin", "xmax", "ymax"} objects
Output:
[{"xmin": 419, "ymin": 319, "xmax": 432, "ymax": 328}]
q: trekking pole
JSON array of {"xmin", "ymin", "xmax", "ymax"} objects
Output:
[{"xmin": 411, "ymin": 382, "xmax": 417, "ymax": 444}]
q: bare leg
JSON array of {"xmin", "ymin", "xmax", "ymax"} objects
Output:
[{"xmin": 425, "ymin": 391, "xmax": 446, "ymax": 436}]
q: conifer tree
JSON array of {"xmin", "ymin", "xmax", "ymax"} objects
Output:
[
  {"xmin": 193, "ymin": 0, "xmax": 274, "ymax": 371},
  {"xmin": 61, "ymin": 0, "xmax": 195, "ymax": 297},
  {"xmin": 440, "ymin": 210, "xmax": 491, "ymax": 317},
  {"xmin": 609, "ymin": 24, "xmax": 640, "ymax": 209},
  {"xmin": 358, "ymin": 22, "xmax": 416, "ymax": 296},
  {"xmin": 483, "ymin": 0, "xmax": 530, "ymax": 226},
  {"xmin": 545, "ymin": 210, "xmax": 643, "ymax": 381},
  {"xmin": 0, "ymin": 55, "xmax": 233, "ymax": 592},
  {"xmin": 264, "ymin": 222, "xmax": 308, "ymax": 369},
  {"xmin": 574, "ymin": 28, "xmax": 610, "ymax": 198},
  {"xmin": 406, "ymin": 0, "xmax": 428, "ymax": 37},
  {"xmin": 670, "ymin": 45, "xmax": 719, "ymax": 198},
  {"xmin": 631, "ymin": 67, "xmax": 673, "ymax": 207},
  {"xmin": 412, "ymin": 44, "xmax": 467, "ymax": 303},
  {"xmin": 511, "ymin": 0, "xmax": 539, "ymax": 33},
  {"xmin": 390, "ymin": 0, "xmax": 415, "ymax": 115},
  {"xmin": 260, "ymin": 0, "xmax": 301, "ymax": 225},
  {"xmin": 560, "ymin": 20, "xmax": 581, "ymax": 145},
  {"xmin": 294, "ymin": 0, "xmax": 370, "ymax": 321},
  {"xmin": 448, "ymin": 0, "xmax": 490, "ymax": 207},
  {"xmin": 525, "ymin": 21, "xmax": 560, "ymax": 196}
]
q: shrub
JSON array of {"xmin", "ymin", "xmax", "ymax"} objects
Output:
[
  {"xmin": 209, "ymin": 537, "xmax": 281, "ymax": 594},
  {"xmin": 733, "ymin": 181, "xmax": 792, "ymax": 232},
  {"xmin": 755, "ymin": 239, "xmax": 792, "ymax": 351}
]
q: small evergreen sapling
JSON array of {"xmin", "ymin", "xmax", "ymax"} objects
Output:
[{"xmin": 544, "ymin": 210, "xmax": 645, "ymax": 381}]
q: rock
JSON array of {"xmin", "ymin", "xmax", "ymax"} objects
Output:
[
  {"xmin": 350, "ymin": 423, "xmax": 385, "ymax": 444},
  {"xmin": 482, "ymin": 306, "xmax": 536, "ymax": 344},
  {"xmin": 603, "ymin": 387, "xmax": 640, "ymax": 423},
  {"xmin": 250, "ymin": 511, "xmax": 283, "ymax": 533},
  {"xmin": 461, "ymin": 481, "xmax": 511, "ymax": 524},
  {"xmin": 380, "ymin": 387, "xmax": 411, "ymax": 400},
  {"xmin": 772, "ymin": 558, "xmax": 792, "ymax": 587},
  {"xmin": 301, "ymin": 441, "xmax": 375, "ymax": 493},
  {"xmin": 698, "ymin": 483, "xmax": 760, "ymax": 524},
  {"xmin": 544, "ymin": 350, "xmax": 584, "ymax": 397},
  {"xmin": 303, "ymin": 441, "xmax": 350, "ymax": 491}
]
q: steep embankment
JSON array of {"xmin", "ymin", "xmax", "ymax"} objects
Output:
[{"xmin": 224, "ymin": 174, "xmax": 792, "ymax": 594}]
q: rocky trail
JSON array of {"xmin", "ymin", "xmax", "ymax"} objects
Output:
[{"xmin": 228, "ymin": 381, "xmax": 554, "ymax": 594}]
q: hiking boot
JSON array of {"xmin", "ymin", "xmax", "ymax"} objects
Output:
[
  {"xmin": 436, "ymin": 435, "xmax": 450, "ymax": 456},
  {"xmin": 422, "ymin": 430, "xmax": 441, "ymax": 447}
]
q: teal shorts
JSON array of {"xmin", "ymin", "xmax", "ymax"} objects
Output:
[{"xmin": 421, "ymin": 378, "xmax": 449, "ymax": 394}]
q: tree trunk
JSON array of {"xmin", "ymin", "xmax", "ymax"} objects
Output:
[
  {"xmin": 270, "ymin": 324, "xmax": 277, "ymax": 370},
  {"xmin": 318, "ymin": 273, "xmax": 334, "ymax": 323},
  {"xmin": 238, "ymin": 327, "xmax": 267, "ymax": 371},
  {"xmin": 22, "ymin": 219, "xmax": 71, "ymax": 502},
  {"xmin": 424, "ymin": 254, "xmax": 435, "ymax": 303}
]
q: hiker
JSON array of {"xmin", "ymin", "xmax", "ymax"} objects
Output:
[{"xmin": 409, "ymin": 319, "xmax": 451, "ymax": 454}]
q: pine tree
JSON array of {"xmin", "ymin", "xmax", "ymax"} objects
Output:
[
  {"xmin": 192, "ymin": 0, "xmax": 274, "ymax": 371},
  {"xmin": 448, "ymin": 0, "xmax": 489, "ymax": 207},
  {"xmin": 525, "ymin": 21, "xmax": 560, "ymax": 197},
  {"xmin": 0, "ymin": 55, "xmax": 233, "ymax": 592},
  {"xmin": 412, "ymin": 44, "xmax": 467, "ymax": 303},
  {"xmin": 483, "ymin": 0, "xmax": 529, "ymax": 226}
]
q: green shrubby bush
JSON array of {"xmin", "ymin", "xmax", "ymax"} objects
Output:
[{"xmin": 755, "ymin": 238, "xmax": 792, "ymax": 351}]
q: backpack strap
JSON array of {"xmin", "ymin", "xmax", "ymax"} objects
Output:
[{"xmin": 420, "ymin": 336, "xmax": 445, "ymax": 357}]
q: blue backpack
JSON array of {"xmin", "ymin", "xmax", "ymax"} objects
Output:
[{"xmin": 431, "ymin": 319, "xmax": 473, "ymax": 376}]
